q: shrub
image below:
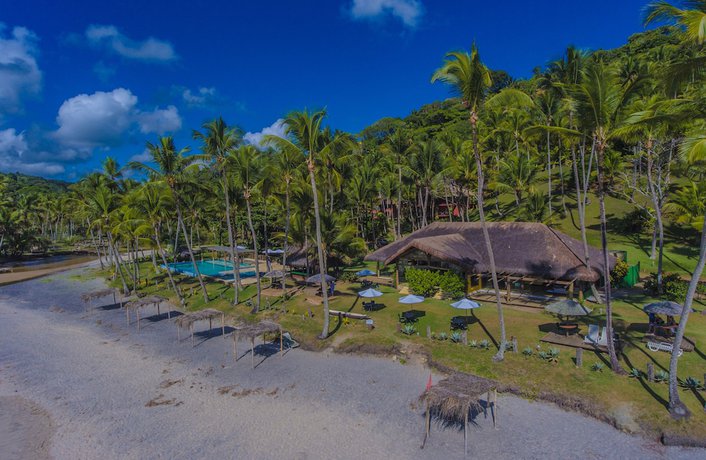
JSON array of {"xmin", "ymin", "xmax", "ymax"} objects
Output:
[
  {"xmin": 450, "ymin": 331, "xmax": 463, "ymax": 343},
  {"xmin": 405, "ymin": 268, "xmax": 440, "ymax": 297},
  {"xmin": 522, "ymin": 347, "xmax": 533, "ymax": 357},
  {"xmin": 437, "ymin": 332, "xmax": 448, "ymax": 341},
  {"xmin": 610, "ymin": 259, "xmax": 629, "ymax": 286},
  {"xmin": 654, "ymin": 370, "xmax": 669, "ymax": 383},
  {"xmin": 541, "ymin": 348, "xmax": 560, "ymax": 363},
  {"xmin": 478, "ymin": 339, "xmax": 489, "ymax": 350},
  {"xmin": 439, "ymin": 271, "xmax": 465, "ymax": 299},
  {"xmin": 401, "ymin": 324, "xmax": 417, "ymax": 335},
  {"xmin": 628, "ymin": 368, "xmax": 642, "ymax": 379},
  {"xmin": 680, "ymin": 376, "xmax": 703, "ymax": 390},
  {"xmin": 591, "ymin": 362, "xmax": 605, "ymax": 372},
  {"xmin": 644, "ymin": 272, "xmax": 688, "ymax": 302},
  {"xmin": 339, "ymin": 271, "xmax": 359, "ymax": 283},
  {"xmin": 468, "ymin": 339, "xmax": 478, "ymax": 348}
]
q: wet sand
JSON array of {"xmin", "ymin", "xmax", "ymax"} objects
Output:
[{"xmin": 0, "ymin": 267, "xmax": 704, "ymax": 459}]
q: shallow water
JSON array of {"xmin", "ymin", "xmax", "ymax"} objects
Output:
[{"xmin": 0, "ymin": 254, "xmax": 95, "ymax": 271}]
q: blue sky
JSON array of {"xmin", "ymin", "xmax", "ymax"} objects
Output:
[{"xmin": 1, "ymin": 0, "xmax": 654, "ymax": 180}]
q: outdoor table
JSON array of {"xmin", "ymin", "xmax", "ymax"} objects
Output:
[
  {"xmin": 656, "ymin": 325, "xmax": 677, "ymax": 338},
  {"xmin": 401, "ymin": 311, "xmax": 422, "ymax": 323},
  {"xmin": 557, "ymin": 323, "xmax": 579, "ymax": 336},
  {"xmin": 450, "ymin": 317, "xmax": 469, "ymax": 330}
]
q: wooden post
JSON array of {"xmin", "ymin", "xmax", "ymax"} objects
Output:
[
  {"xmin": 464, "ymin": 405, "xmax": 468, "ymax": 456},
  {"xmin": 251, "ymin": 337, "xmax": 255, "ymax": 369},
  {"xmin": 126, "ymin": 308, "xmax": 130, "ymax": 326},
  {"xmin": 647, "ymin": 363, "xmax": 654, "ymax": 382},
  {"xmin": 493, "ymin": 389, "xmax": 498, "ymax": 428},
  {"xmin": 463, "ymin": 331, "xmax": 468, "ymax": 346},
  {"xmin": 511, "ymin": 336, "xmax": 518, "ymax": 353},
  {"xmin": 233, "ymin": 333, "xmax": 238, "ymax": 361},
  {"xmin": 505, "ymin": 276, "xmax": 511, "ymax": 302},
  {"xmin": 568, "ymin": 281, "xmax": 574, "ymax": 299},
  {"xmin": 426, "ymin": 325, "xmax": 431, "ymax": 339},
  {"xmin": 190, "ymin": 324, "xmax": 194, "ymax": 347},
  {"xmin": 280, "ymin": 327, "xmax": 283, "ymax": 357},
  {"xmin": 137, "ymin": 309, "xmax": 141, "ymax": 331},
  {"xmin": 576, "ymin": 348, "xmax": 583, "ymax": 367},
  {"xmin": 221, "ymin": 313, "xmax": 225, "ymax": 339},
  {"xmin": 421, "ymin": 403, "xmax": 431, "ymax": 449}
]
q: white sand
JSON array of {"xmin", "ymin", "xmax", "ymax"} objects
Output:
[{"xmin": 0, "ymin": 269, "xmax": 703, "ymax": 459}]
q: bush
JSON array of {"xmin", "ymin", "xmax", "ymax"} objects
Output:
[
  {"xmin": 644, "ymin": 272, "xmax": 688, "ymax": 302},
  {"xmin": 610, "ymin": 259, "xmax": 629, "ymax": 286},
  {"xmin": 339, "ymin": 271, "xmax": 359, "ymax": 283},
  {"xmin": 591, "ymin": 362, "xmax": 605, "ymax": 372},
  {"xmin": 401, "ymin": 324, "xmax": 417, "ymax": 335},
  {"xmin": 439, "ymin": 270, "xmax": 465, "ymax": 299},
  {"xmin": 450, "ymin": 331, "xmax": 463, "ymax": 343},
  {"xmin": 522, "ymin": 347, "xmax": 533, "ymax": 357},
  {"xmin": 405, "ymin": 268, "xmax": 440, "ymax": 297},
  {"xmin": 405, "ymin": 267, "xmax": 465, "ymax": 298}
]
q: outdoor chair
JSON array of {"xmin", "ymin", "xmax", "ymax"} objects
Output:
[
  {"xmin": 583, "ymin": 324, "xmax": 600, "ymax": 344},
  {"xmin": 596, "ymin": 327, "xmax": 608, "ymax": 346},
  {"xmin": 450, "ymin": 317, "xmax": 468, "ymax": 330},
  {"xmin": 647, "ymin": 340, "xmax": 683, "ymax": 357}
]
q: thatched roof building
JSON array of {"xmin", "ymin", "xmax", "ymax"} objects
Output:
[{"xmin": 366, "ymin": 222, "xmax": 614, "ymax": 283}]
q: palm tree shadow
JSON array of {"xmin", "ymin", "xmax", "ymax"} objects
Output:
[
  {"xmin": 622, "ymin": 353, "xmax": 669, "ymax": 409},
  {"xmin": 473, "ymin": 313, "xmax": 498, "ymax": 349}
]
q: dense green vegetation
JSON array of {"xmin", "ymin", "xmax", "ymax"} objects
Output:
[{"xmin": 3, "ymin": 0, "xmax": 706, "ymax": 427}]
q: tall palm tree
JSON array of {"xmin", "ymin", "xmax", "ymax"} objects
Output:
[
  {"xmin": 572, "ymin": 60, "xmax": 646, "ymax": 373},
  {"xmin": 230, "ymin": 144, "xmax": 264, "ymax": 312},
  {"xmin": 432, "ymin": 45, "xmax": 508, "ymax": 360},
  {"xmin": 130, "ymin": 137, "xmax": 210, "ymax": 302},
  {"xmin": 645, "ymin": 0, "xmax": 706, "ymax": 418},
  {"xmin": 265, "ymin": 109, "xmax": 349, "ymax": 339},
  {"xmin": 193, "ymin": 117, "xmax": 243, "ymax": 304},
  {"xmin": 495, "ymin": 153, "xmax": 539, "ymax": 206},
  {"xmin": 381, "ymin": 130, "xmax": 413, "ymax": 238}
]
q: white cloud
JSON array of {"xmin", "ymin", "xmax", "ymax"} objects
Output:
[
  {"xmin": 243, "ymin": 119, "xmax": 287, "ymax": 148},
  {"xmin": 136, "ymin": 105, "xmax": 181, "ymax": 134},
  {"xmin": 181, "ymin": 86, "xmax": 216, "ymax": 106},
  {"xmin": 129, "ymin": 148, "xmax": 152, "ymax": 163},
  {"xmin": 0, "ymin": 25, "xmax": 42, "ymax": 116},
  {"xmin": 85, "ymin": 24, "xmax": 177, "ymax": 62},
  {"xmin": 348, "ymin": 0, "xmax": 423, "ymax": 27},
  {"xmin": 53, "ymin": 88, "xmax": 182, "ymax": 148},
  {"xmin": 0, "ymin": 128, "xmax": 64, "ymax": 176}
]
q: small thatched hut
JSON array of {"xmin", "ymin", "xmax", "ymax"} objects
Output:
[
  {"xmin": 174, "ymin": 309, "xmax": 225, "ymax": 346},
  {"xmin": 420, "ymin": 373, "xmax": 498, "ymax": 455},
  {"xmin": 232, "ymin": 320, "xmax": 283, "ymax": 368},
  {"xmin": 124, "ymin": 295, "xmax": 171, "ymax": 330},
  {"xmin": 81, "ymin": 288, "xmax": 120, "ymax": 311}
]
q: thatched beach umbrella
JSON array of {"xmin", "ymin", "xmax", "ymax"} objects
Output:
[
  {"xmin": 643, "ymin": 301, "xmax": 683, "ymax": 316},
  {"xmin": 545, "ymin": 299, "xmax": 592, "ymax": 318},
  {"xmin": 174, "ymin": 308, "xmax": 226, "ymax": 346},
  {"xmin": 232, "ymin": 320, "xmax": 283, "ymax": 369}
]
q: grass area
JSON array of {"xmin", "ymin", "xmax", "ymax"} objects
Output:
[{"xmin": 102, "ymin": 259, "xmax": 706, "ymax": 440}]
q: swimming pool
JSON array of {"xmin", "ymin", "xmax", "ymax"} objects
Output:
[{"xmin": 163, "ymin": 259, "xmax": 255, "ymax": 280}]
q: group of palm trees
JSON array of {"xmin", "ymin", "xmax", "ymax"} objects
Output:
[{"xmin": 2, "ymin": 0, "xmax": 705, "ymax": 420}]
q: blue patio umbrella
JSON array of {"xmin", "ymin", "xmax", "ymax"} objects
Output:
[
  {"xmin": 358, "ymin": 288, "xmax": 383, "ymax": 298},
  {"xmin": 356, "ymin": 269, "xmax": 376, "ymax": 276}
]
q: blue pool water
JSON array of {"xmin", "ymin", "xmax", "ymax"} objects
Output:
[{"xmin": 164, "ymin": 259, "xmax": 255, "ymax": 280}]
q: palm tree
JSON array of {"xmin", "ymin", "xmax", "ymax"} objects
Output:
[
  {"xmin": 572, "ymin": 60, "xmax": 646, "ymax": 373},
  {"xmin": 432, "ymin": 45, "xmax": 508, "ymax": 360},
  {"xmin": 134, "ymin": 182, "xmax": 183, "ymax": 303},
  {"xmin": 193, "ymin": 117, "xmax": 243, "ymax": 304},
  {"xmin": 273, "ymin": 145, "xmax": 305, "ymax": 290},
  {"xmin": 230, "ymin": 144, "xmax": 264, "ymax": 312},
  {"xmin": 495, "ymin": 153, "xmax": 539, "ymax": 206},
  {"xmin": 130, "ymin": 136, "xmax": 210, "ymax": 302},
  {"xmin": 265, "ymin": 109, "xmax": 349, "ymax": 339},
  {"xmin": 645, "ymin": 0, "xmax": 706, "ymax": 418},
  {"xmin": 381, "ymin": 130, "xmax": 413, "ymax": 237}
]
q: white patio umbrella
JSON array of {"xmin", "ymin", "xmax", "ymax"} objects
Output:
[
  {"xmin": 399, "ymin": 294, "xmax": 425, "ymax": 304},
  {"xmin": 450, "ymin": 298, "xmax": 481, "ymax": 321},
  {"xmin": 358, "ymin": 288, "xmax": 383, "ymax": 298}
]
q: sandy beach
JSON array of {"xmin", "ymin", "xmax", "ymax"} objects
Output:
[{"xmin": 0, "ymin": 267, "xmax": 703, "ymax": 459}]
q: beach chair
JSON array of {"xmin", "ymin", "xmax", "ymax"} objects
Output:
[
  {"xmin": 647, "ymin": 341, "xmax": 683, "ymax": 357},
  {"xmin": 281, "ymin": 332, "xmax": 300, "ymax": 349},
  {"xmin": 583, "ymin": 324, "xmax": 599, "ymax": 344},
  {"xmin": 596, "ymin": 327, "xmax": 608, "ymax": 346}
]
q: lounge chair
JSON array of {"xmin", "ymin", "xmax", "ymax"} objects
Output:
[
  {"xmin": 281, "ymin": 332, "xmax": 299, "ymax": 349},
  {"xmin": 647, "ymin": 340, "xmax": 683, "ymax": 357},
  {"xmin": 596, "ymin": 327, "xmax": 608, "ymax": 346},
  {"xmin": 583, "ymin": 324, "xmax": 600, "ymax": 344}
]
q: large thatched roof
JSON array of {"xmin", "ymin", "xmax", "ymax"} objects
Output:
[{"xmin": 366, "ymin": 222, "xmax": 614, "ymax": 282}]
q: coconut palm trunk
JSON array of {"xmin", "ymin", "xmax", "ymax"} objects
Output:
[
  {"xmin": 175, "ymin": 199, "xmax": 209, "ymax": 302},
  {"xmin": 222, "ymin": 173, "xmax": 241, "ymax": 304},
  {"xmin": 645, "ymin": 141, "xmax": 665, "ymax": 294},
  {"xmin": 244, "ymin": 193, "xmax": 261, "ymax": 312},
  {"xmin": 154, "ymin": 226, "xmax": 182, "ymax": 304},
  {"xmin": 308, "ymin": 159, "xmax": 331, "ymax": 338},
  {"xmin": 667, "ymin": 210, "xmax": 706, "ymax": 419},
  {"xmin": 282, "ymin": 179, "xmax": 291, "ymax": 291},
  {"xmin": 471, "ymin": 115, "xmax": 507, "ymax": 360},
  {"xmin": 596, "ymin": 139, "xmax": 624, "ymax": 373},
  {"xmin": 397, "ymin": 164, "xmax": 403, "ymax": 238},
  {"xmin": 108, "ymin": 233, "xmax": 129, "ymax": 295}
]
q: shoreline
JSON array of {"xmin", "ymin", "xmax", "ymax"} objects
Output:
[
  {"xmin": 0, "ymin": 268, "xmax": 703, "ymax": 459},
  {"xmin": 0, "ymin": 257, "xmax": 97, "ymax": 286}
]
